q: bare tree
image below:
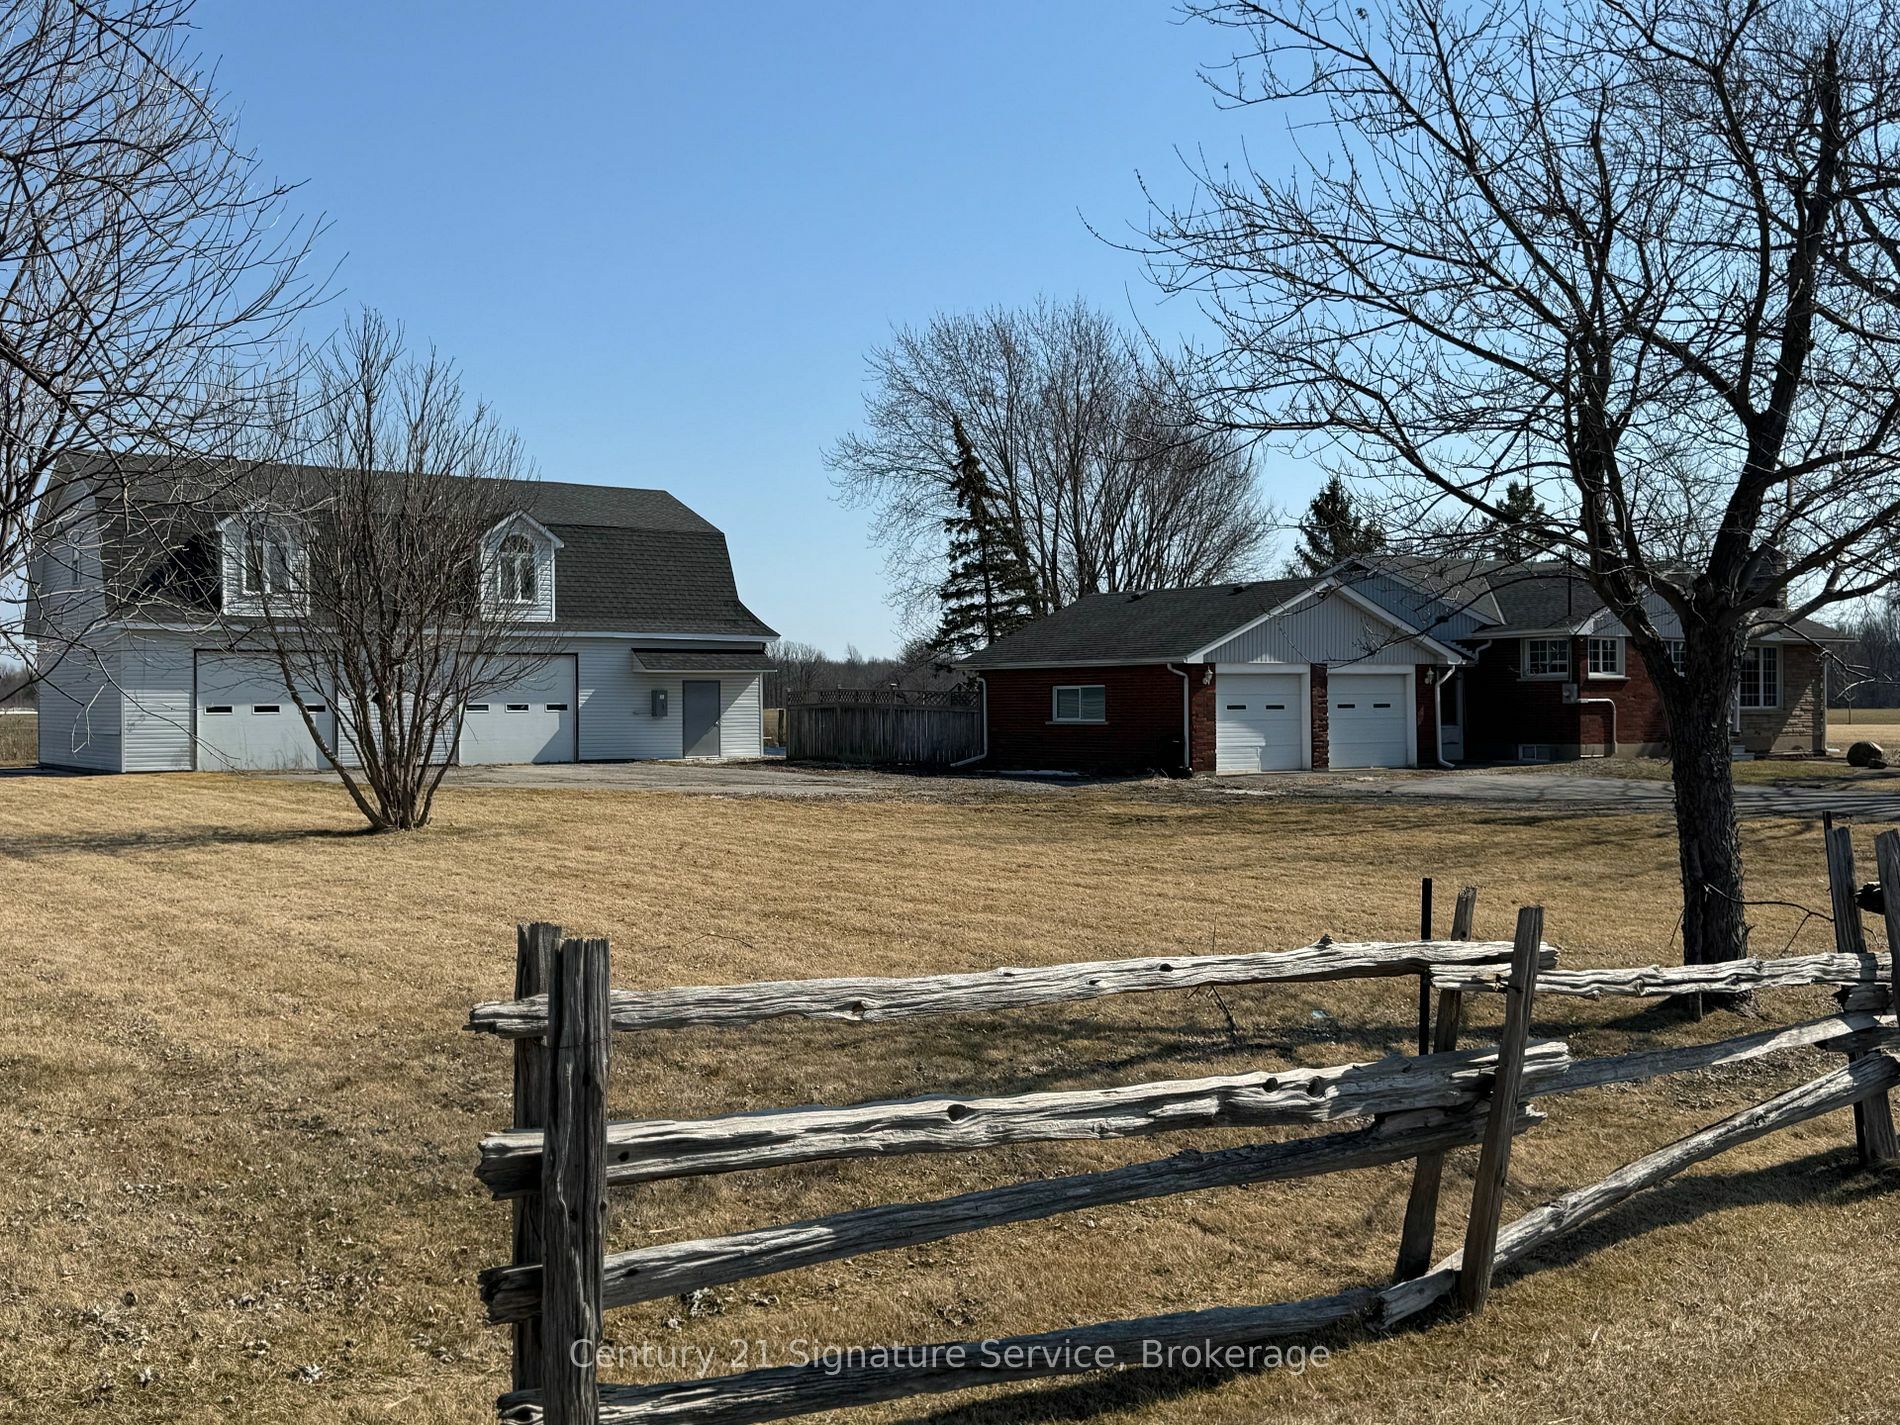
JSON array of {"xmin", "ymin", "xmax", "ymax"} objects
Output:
[
  {"xmin": 826, "ymin": 297, "xmax": 1273, "ymax": 626},
  {"xmin": 1148, "ymin": 0, "xmax": 1900, "ymax": 967},
  {"xmin": 221, "ymin": 312, "xmax": 540, "ymax": 831},
  {"xmin": 2, "ymin": 0, "xmax": 322, "ymax": 672}
]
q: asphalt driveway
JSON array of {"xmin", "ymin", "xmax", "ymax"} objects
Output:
[{"xmin": 1215, "ymin": 768, "xmax": 1900, "ymax": 819}]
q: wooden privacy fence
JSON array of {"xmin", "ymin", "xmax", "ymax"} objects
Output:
[
  {"xmin": 783, "ymin": 688, "xmax": 981, "ymax": 767},
  {"xmin": 465, "ymin": 841, "xmax": 1900, "ymax": 1425}
]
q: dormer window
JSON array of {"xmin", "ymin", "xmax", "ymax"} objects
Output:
[
  {"xmin": 497, "ymin": 534, "xmax": 537, "ymax": 605},
  {"xmin": 223, "ymin": 506, "xmax": 305, "ymax": 610}
]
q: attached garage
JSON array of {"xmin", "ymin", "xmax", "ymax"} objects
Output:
[
  {"xmin": 1328, "ymin": 670, "xmax": 1413, "ymax": 769},
  {"xmin": 195, "ymin": 652, "xmax": 334, "ymax": 771},
  {"xmin": 1214, "ymin": 670, "xmax": 1305, "ymax": 773},
  {"xmin": 459, "ymin": 655, "xmax": 578, "ymax": 765}
]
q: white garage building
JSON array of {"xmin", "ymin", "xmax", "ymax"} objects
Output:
[{"xmin": 29, "ymin": 464, "xmax": 777, "ymax": 773}]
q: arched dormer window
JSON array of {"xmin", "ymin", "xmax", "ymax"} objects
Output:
[{"xmin": 497, "ymin": 533, "xmax": 537, "ymax": 604}]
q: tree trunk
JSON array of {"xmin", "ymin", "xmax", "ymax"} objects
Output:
[{"xmin": 1667, "ymin": 644, "xmax": 1748, "ymax": 967}]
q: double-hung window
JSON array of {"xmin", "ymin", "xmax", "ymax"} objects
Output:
[
  {"xmin": 497, "ymin": 534, "xmax": 537, "ymax": 604},
  {"xmin": 1585, "ymin": 637, "xmax": 1623, "ymax": 678},
  {"xmin": 1522, "ymin": 637, "xmax": 1570, "ymax": 679},
  {"xmin": 1739, "ymin": 645, "xmax": 1779, "ymax": 709},
  {"xmin": 1664, "ymin": 640, "xmax": 1686, "ymax": 675},
  {"xmin": 1051, "ymin": 684, "xmax": 1106, "ymax": 723}
]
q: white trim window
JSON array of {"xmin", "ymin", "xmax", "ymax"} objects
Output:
[
  {"xmin": 1739, "ymin": 644, "xmax": 1779, "ymax": 709},
  {"xmin": 1664, "ymin": 639, "xmax": 1686, "ymax": 675},
  {"xmin": 230, "ymin": 518, "xmax": 302, "ymax": 604},
  {"xmin": 497, "ymin": 534, "xmax": 538, "ymax": 605},
  {"xmin": 1051, "ymin": 684, "xmax": 1107, "ymax": 724},
  {"xmin": 1585, "ymin": 636, "xmax": 1624, "ymax": 678},
  {"xmin": 1521, "ymin": 637, "xmax": 1570, "ymax": 679}
]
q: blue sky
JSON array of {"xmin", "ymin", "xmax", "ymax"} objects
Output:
[{"xmin": 195, "ymin": 1, "xmax": 1306, "ymax": 652}]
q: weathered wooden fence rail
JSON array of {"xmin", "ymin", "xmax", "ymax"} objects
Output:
[
  {"xmin": 783, "ymin": 689, "xmax": 981, "ymax": 766},
  {"xmin": 466, "ymin": 829, "xmax": 1900, "ymax": 1425}
]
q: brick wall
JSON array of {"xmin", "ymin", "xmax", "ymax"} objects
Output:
[
  {"xmin": 1185, "ymin": 666, "xmax": 1216, "ymax": 771},
  {"xmin": 1577, "ymin": 639, "xmax": 1670, "ymax": 756},
  {"xmin": 979, "ymin": 663, "xmax": 1197, "ymax": 773},
  {"xmin": 1416, "ymin": 666, "xmax": 1440, "ymax": 763},
  {"xmin": 1465, "ymin": 640, "xmax": 1578, "ymax": 759}
]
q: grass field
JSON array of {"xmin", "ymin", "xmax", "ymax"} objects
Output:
[
  {"xmin": 0, "ymin": 710, "xmax": 34, "ymax": 765},
  {"xmin": 4, "ymin": 773, "xmax": 1897, "ymax": 1425},
  {"xmin": 1830, "ymin": 706, "xmax": 1900, "ymax": 729}
]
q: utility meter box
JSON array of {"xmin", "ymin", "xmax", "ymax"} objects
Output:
[
  {"xmin": 651, "ymin": 688, "xmax": 668, "ymax": 718},
  {"xmin": 1561, "ymin": 682, "xmax": 1579, "ymax": 704}
]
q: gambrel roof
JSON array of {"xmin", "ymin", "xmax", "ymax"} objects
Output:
[{"xmin": 50, "ymin": 453, "xmax": 775, "ymax": 638}]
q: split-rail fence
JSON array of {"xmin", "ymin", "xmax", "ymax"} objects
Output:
[{"xmin": 464, "ymin": 830, "xmax": 1900, "ymax": 1425}]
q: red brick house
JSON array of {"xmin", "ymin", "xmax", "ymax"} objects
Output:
[{"xmin": 958, "ymin": 560, "xmax": 1845, "ymax": 775}]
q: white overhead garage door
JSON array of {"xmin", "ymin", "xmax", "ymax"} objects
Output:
[
  {"xmin": 1215, "ymin": 671, "xmax": 1305, "ymax": 773},
  {"xmin": 195, "ymin": 653, "xmax": 335, "ymax": 771},
  {"xmin": 459, "ymin": 656, "xmax": 577, "ymax": 765},
  {"xmin": 1329, "ymin": 671, "xmax": 1411, "ymax": 768}
]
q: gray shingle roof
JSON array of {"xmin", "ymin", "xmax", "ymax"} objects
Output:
[
  {"xmin": 960, "ymin": 578, "xmax": 1318, "ymax": 667},
  {"xmin": 61, "ymin": 454, "xmax": 774, "ymax": 639}
]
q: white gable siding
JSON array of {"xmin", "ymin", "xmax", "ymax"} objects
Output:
[
  {"xmin": 37, "ymin": 637, "xmax": 121, "ymax": 770},
  {"xmin": 1344, "ymin": 571, "xmax": 1493, "ymax": 644},
  {"xmin": 121, "ymin": 632, "xmax": 196, "ymax": 771},
  {"xmin": 1203, "ymin": 590, "xmax": 1439, "ymax": 666}
]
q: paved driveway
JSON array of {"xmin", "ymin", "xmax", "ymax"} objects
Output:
[
  {"xmin": 393, "ymin": 760, "xmax": 1085, "ymax": 799},
  {"xmin": 1217, "ymin": 769, "xmax": 1900, "ymax": 819}
]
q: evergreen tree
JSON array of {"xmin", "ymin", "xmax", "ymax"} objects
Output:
[
  {"xmin": 1293, "ymin": 474, "xmax": 1385, "ymax": 574},
  {"xmin": 1489, "ymin": 479, "xmax": 1552, "ymax": 560},
  {"xmin": 928, "ymin": 417, "xmax": 1039, "ymax": 658}
]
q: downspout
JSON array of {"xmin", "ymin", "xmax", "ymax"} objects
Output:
[
  {"xmin": 1432, "ymin": 666, "xmax": 1455, "ymax": 769},
  {"xmin": 951, "ymin": 675, "xmax": 988, "ymax": 768},
  {"xmin": 1168, "ymin": 664, "xmax": 1193, "ymax": 775}
]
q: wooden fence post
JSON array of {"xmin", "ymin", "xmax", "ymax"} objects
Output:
[
  {"xmin": 1825, "ymin": 820, "xmax": 1897, "ymax": 1166},
  {"xmin": 1875, "ymin": 831, "xmax": 1900, "ymax": 1026},
  {"xmin": 541, "ymin": 936, "xmax": 610, "ymax": 1424},
  {"xmin": 1455, "ymin": 904, "xmax": 1543, "ymax": 1313},
  {"xmin": 1394, "ymin": 885, "xmax": 1477, "ymax": 1281},
  {"xmin": 1417, "ymin": 877, "xmax": 1435, "ymax": 1054},
  {"xmin": 510, "ymin": 923, "xmax": 561, "ymax": 1394}
]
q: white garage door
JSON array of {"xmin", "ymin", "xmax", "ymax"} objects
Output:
[
  {"xmin": 459, "ymin": 656, "xmax": 577, "ymax": 765},
  {"xmin": 1215, "ymin": 671, "xmax": 1304, "ymax": 773},
  {"xmin": 1329, "ymin": 672, "xmax": 1411, "ymax": 768},
  {"xmin": 195, "ymin": 653, "xmax": 335, "ymax": 771}
]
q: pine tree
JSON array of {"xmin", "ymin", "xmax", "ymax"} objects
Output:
[
  {"xmin": 1489, "ymin": 479, "xmax": 1552, "ymax": 560},
  {"xmin": 1293, "ymin": 474, "xmax": 1385, "ymax": 574},
  {"xmin": 929, "ymin": 417, "xmax": 1039, "ymax": 658}
]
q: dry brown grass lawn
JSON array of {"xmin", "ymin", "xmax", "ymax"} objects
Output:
[
  {"xmin": 3, "ymin": 772, "xmax": 1896, "ymax": 1425},
  {"xmin": 0, "ymin": 710, "xmax": 35, "ymax": 765}
]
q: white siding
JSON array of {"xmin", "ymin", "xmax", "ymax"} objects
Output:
[
  {"xmin": 121, "ymin": 632, "xmax": 196, "ymax": 771},
  {"xmin": 720, "ymin": 675, "xmax": 763, "ymax": 758},
  {"xmin": 576, "ymin": 645, "xmax": 762, "ymax": 760},
  {"xmin": 37, "ymin": 637, "xmax": 121, "ymax": 770},
  {"xmin": 1204, "ymin": 589, "xmax": 1438, "ymax": 667}
]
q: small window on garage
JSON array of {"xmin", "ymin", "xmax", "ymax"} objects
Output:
[
  {"xmin": 204, "ymin": 705, "xmax": 233, "ymax": 715},
  {"xmin": 1052, "ymin": 685, "xmax": 1106, "ymax": 723},
  {"xmin": 505, "ymin": 703, "xmax": 530, "ymax": 712},
  {"xmin": 466, "ymin": 703, "xmax": 489, "ymax": 714},
  {"xmin": 252, "ymin": 704, "xmax": 279, "ymax": 714}
]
